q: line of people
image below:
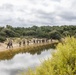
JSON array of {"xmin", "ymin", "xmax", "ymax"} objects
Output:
[
  {"xmin": 19, "ymin": 40, "xmax": 29, "ymax": 47},
  {"xmin": 7, "ymin": 40, "xmax": 30, "ymax": 49},
  {"xmin": 6, "ymin": 39, "xmax": 50, "ymax": 49}
]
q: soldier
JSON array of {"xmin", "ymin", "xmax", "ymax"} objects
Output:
[
  {"xmin": 7, "ymin": 41, "xmax": 10, "ymax": 49},
  {"xmin": 27, "ymin": 40, "xmax": 29, "ymax": 45},
  {"xmin": 23, "ymin": 40, "xmax": 25, "ymax": 46},
  {"xmin": 33, "ymin": 40, "xmax": 35, "ymax": 44},
  {"xmin": 19, "ymin": 41, "xmax": 21, "ymax": 47},
  {"xmin": 10, "ymin": 40, "xmax": 13, "ymax": 48},
  {"xmin": 7, "ymin": 40, "xmax": 13, "ymax": 49},
  {"xmin": 42, "ymin": 39, "xmax": 45, "ymax": 43}
]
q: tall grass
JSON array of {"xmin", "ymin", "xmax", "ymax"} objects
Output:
[{"xmin": 22, "ymin": 37, "xmax": 76, "ymax": 75}]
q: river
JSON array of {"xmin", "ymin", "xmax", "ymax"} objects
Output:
[{"xmin": 0, "ymin": 49, "xmax": 54, "ymax": 75}]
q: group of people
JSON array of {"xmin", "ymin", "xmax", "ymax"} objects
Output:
[
  {"xmin": 7, "ymin": 40, "xmax": 30, "ymax": 49},
  {"xmin": 6, "ymin": 38, "xmax": 49, "ymax": 49},
  {"xmin": 19, "ymin": 40, "xmax": 29, "ymax": 47}
]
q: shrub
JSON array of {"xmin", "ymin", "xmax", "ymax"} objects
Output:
[
  {"xmin": 49, "ymin": 30, "xmax": 62, "ymax": 40},
  {"xmin": 0, "ymin": 36, "xmax": 6, "ymax": 42},
  {"xmin": 23, "ymin": 37, "xmax": 76, "ymax": 75}
]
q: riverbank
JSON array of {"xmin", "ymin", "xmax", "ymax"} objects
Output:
[
  {"xmin": 0, "ymin": 41, "xmax": 58, "ymax": 51},
  {"xmin": 0, "ymin": 42, "xmax": 58, "ymax": 60}
]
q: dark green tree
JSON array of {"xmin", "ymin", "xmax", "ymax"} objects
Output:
[{"xmin": 49, "ymin": 30, "xmax": 62, "ymax": 40}]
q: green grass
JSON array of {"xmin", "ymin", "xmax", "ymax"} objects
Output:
[{"xmin": 21, "ymin": 37, "xmax": 76, "ymax": 75}]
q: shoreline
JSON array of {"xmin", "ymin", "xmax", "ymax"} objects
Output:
[
  {"xmin": 0, "ymin": 42, "xmax": 58, "ymax": 60},
  {"xmin": 0, "ymin": 40, "xmax": 58, "ymax": 51}
]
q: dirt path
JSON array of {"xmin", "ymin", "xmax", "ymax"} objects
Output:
[{"xmin": 0, "ymin": 40, "xmax": 58, "ymax": 52}]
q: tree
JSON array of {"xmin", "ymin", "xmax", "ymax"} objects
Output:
[
  {"xmin": 23, "ymin": 30, "xmax": 36, "ymax": 36},
  {"xmin": 31, "ymin": 26, "xmax": 38, "ymax": 31},
  {"xmin": 0, "ymin": 36, "xmax": 6, "ymax": 42},
  {"xmin": 6, "ymin": 25, "xmax": 13, "ymax": 29},
  {"xmin": 49, "ymin": 30, "xmax": 62, "ymax": 40},
  {"xmin": 2, "ymin": 28, "xmax": 19, "ymax": 37},
  {"xmin": 62, "ymin": 31, "xmax": 70, "ymax": 37},
  {"xmin": 0, "ymin": 31, "xmax": 6, "ymax": 36}
]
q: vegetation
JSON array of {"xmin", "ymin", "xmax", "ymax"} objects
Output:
[
  {"xmin": 0, "ymin": 36, "xmax": 6, "ymax": 42},
  {"xmin": 0, "ymin": 25, "xmax": 76, "ymax": 42},
  {"xmin": 22, "ymin": 37, "xmax": 76, "ymax": 75}
]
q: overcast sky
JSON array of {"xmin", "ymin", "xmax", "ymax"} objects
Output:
[{"xmin": 0, "ymin": 0, "xmax": 76, "ymax": 27}]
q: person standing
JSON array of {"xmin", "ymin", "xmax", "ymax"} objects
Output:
[
  {"xmin": 19, "ymin": 41, "xmax": 21, "ymax": 47},
  {"xmin": 27, "ymin": 40, "xmax": 29, "ymax": 45},
  {"xmin": 23, "ymin": 40, "xmax": 25, "ymax": 46},
  {"xmin": 7, "ymin": 40, "xmax": 13, "ymax": 49}
]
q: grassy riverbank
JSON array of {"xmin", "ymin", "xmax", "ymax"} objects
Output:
[
  {"xmin": 22, "ymin": 37, "xmax": 76, "ymax": 75},
  {"xmin": 0, "ymin": 42, "xmax": 58, "ymax": 60}
]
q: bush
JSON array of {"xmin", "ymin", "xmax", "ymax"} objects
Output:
[
  {"xmin": 23, "ymin": 37, "xmax": 76, "ymax": 75},
  {"xmin": 0, "ymin": 36, "xmax": 6, "ymax": 42},
  {"xmin": 49, "ymin": 30, "xmax": 62, "ymax": 40}
]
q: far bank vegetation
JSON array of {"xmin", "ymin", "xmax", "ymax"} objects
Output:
[{"xmin": 0, "ymin": 25, "xmax": 76, "ymax": 42}]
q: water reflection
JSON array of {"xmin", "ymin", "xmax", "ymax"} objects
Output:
[
  {"xmin": 0, "ymin": 49, "xmax": 54, "ymax": 75},
  {"xmin": 0, "ymin": 43, "xmax": 57, "ymax": 60}
]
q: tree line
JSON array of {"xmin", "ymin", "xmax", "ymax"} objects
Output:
[{"xmin": 0, "ymin": 25, "xmax": 76, "ymax": 42}]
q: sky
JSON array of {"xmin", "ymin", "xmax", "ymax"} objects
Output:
[{"xmin": 0, "ymin": 0, "xmax": 76, "ymax": 27}]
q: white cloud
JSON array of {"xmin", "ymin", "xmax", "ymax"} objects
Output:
[
  {"xmin": 0, "ymin": 49, "xmax": 53, "ymax": 75},
  {"xmin": 0, "ymin": 0, "xmax": 76, "ymax": 27}
]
